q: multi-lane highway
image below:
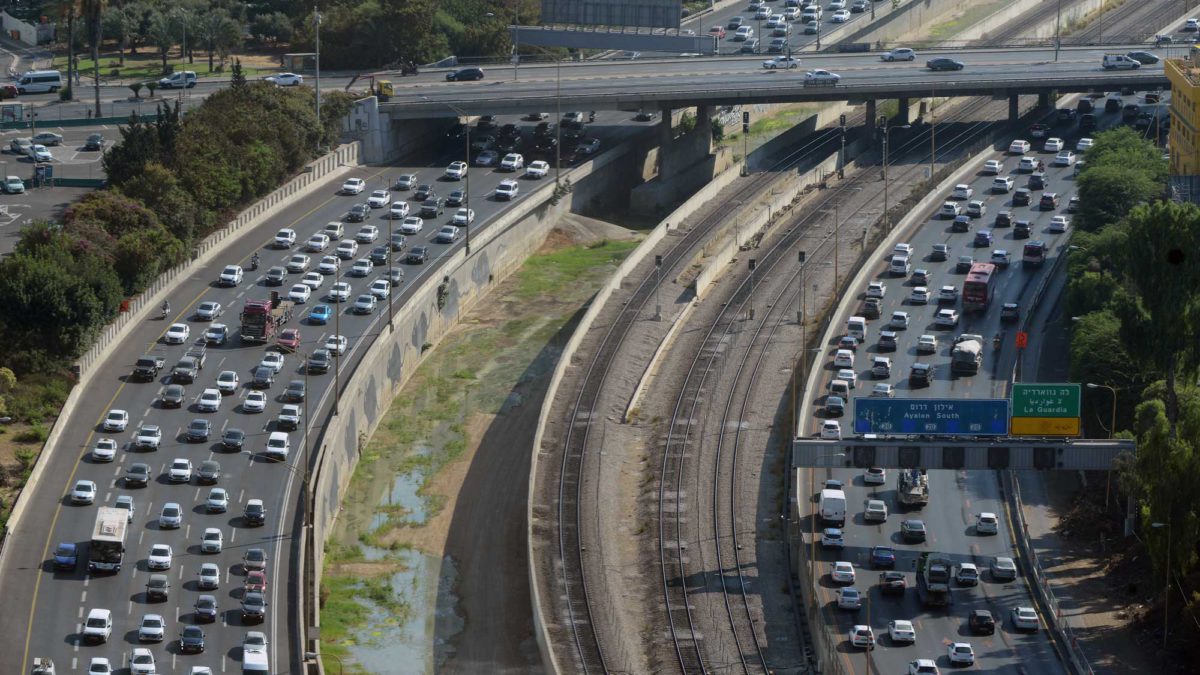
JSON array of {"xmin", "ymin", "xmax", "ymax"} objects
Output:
[
  {"xmin": 0, "ymin": 104, "xmax": 630, "ymax": 671},
  {"xmin": 799, "ymin": 94, "xmax": 1163, "ymax": 673}
]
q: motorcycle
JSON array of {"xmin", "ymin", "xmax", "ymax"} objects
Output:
[
  {"xmin": 993, "ymin": 334, "xmax": 1002, "ymax": 351},
  {"xmin": 250, "ymin": 255, "xmax": 259, "ymax": 271}
]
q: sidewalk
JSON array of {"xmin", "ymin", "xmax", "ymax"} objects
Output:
[{"xmin": 1015, "ymin": 272, "xmax": 1155, "ymax": 675}]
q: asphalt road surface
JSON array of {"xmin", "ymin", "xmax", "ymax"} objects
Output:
[
  {"xmin": 799, "ymin": 94, "xmax": 1165, "ymax": 675},
  {"xmin": 0, "ymin": 102, "xmax": 662, "ymax": 674}
]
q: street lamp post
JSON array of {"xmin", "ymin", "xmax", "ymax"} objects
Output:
[
  {"xmin": 314, "ymin": 7, "xmax": 323, "ymax": 148},
  {"xmin": 1086, "ymin": 382, "xmax": 1118, "ymax": 508},
  {"xmin": 334, "ymin": 292, "xmax": 340, "ymax": 415},
  {"xmin": 880, "ymin": 118, "xmax": 911, "ymax": 234},
  {"xmin": 387, "ymin": 196, "xmax": 395, "ymax": 328},
  {"xmin": 512, "ymin": 1, "xmax": 520, "ymax": 80},
  {"xmin": 555, "ymin": 57, "xmax": 562, "ymax": 187},
  {"xmin": 1151, "ymin": 521, "xmax": 1171, "ymax": 650}
]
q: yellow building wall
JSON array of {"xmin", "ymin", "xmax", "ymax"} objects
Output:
[{"xmin": 1166, "ymin": 59, "xmax": 1200, "ymax": 176}]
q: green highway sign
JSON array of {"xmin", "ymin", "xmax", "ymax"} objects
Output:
[{"xmin": 1011, "ymin": 383, "xmax": 1081, "ymax": 437}]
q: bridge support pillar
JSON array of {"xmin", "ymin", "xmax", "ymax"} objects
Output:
[
  {"xmin": 898, "ymin": 98, "xmax": 910, "ymax": 124},
  {"xmin": 1009, "ymin": 94, "xmax": 1020, "ymax": 123},
  {"xmin": 1038, "ymin": 92, "xmax": 1050, "ymax": 109},
  {"xmin": 632, "ymin": 105, "xmax": 722, "ymax": 213},
  {"xmin": 865, "ymin": 99, "xmax": 877, "ymax": 138}
]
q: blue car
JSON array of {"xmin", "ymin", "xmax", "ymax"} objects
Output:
[
  {"xmin": 53, "ymin": 542, "xmax": 78, "ymax": 571},
  {"xmin": 871, "ymin": 545, "xmax": 896, "ymax": 568},
  {"xmin": 308, "ymin": 304, "xmax": 333, "ymax": 325}
]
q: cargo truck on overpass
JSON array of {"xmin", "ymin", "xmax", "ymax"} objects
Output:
[
  {"xmin": 240, "ymin": 293, "xmax": 294, "ymax": 343},
  {"xmin": 951, "ymin": 337, "xmax": 983, "ymax": 375},
  {"xmin": 898, "ymin": 469, "xmax": 929, "ymax": 508},
  {"xmin": 88, "ymin": 506, "xmax": 127, "ymax": 573},
  {"xmin": 916, "ymin": 552, "xmax": 953, "ymax": 607}
]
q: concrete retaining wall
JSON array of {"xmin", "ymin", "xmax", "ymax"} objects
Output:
[
  {"xmin": 943, "ymin": 0, "xmax": 1044, "ymax": 43},
  {"xmin": 0, "ymin": 141, "xmax": 360, "ymax": 559},
  {"xmin": 834, "ymin": 0, "xmax": 977, "ymax": 48}
]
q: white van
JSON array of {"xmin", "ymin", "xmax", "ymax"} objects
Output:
[
  {"xmin": 846, "ymin": 316, "xmax": 867, "ymax": 342},
  {"xmin": 889, "ymin": 254, "xmax": 911, "ymax": 276},
  {"xmin": 265, "ymin": 431, "xmax": 290, "ymax": 460},
  {"xmin": 819, "ymin": 488, "xmax": 847, "ymax": 526},
  {"xmin": 1101, "ymin": 54, "xmax": 1139, "ymax": 70},
  {"xmin": 16, "ymin": 70, "xmax": 63, "ymax": 94},
  {"xmin": 159, "ymin": 70, "xmax": 198, "ymax": 89}
]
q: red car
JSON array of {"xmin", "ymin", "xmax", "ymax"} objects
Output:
[
  {"xmin": 276, "ymin": 328, "xmax": 301, "ymax": 352},
  {"xmin": 708, "ymin": 25, "xmax": 726, "ymax": 38},
  {"xmin": 244, "ymin": 570, "xmax": 267, "ymax": 593}
]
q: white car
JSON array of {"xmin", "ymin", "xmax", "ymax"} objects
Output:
[
  {"xmin": 259, "ymin": 352, "xmax": 285, "ymax": 373},
  {"xmin": 274, "ymin": 228, "xmax": 297, "ymax": 248},
  {"xmin": 265, "ymin": 72, "xmax": 303, "ymax": 86},
  {"xmin": 870, "ymin": 383, "xmax": 894, "ymax": 398},
  {"xmin": 830, "ymin": 561, "xmax": 856, "ymax": 584},
  {"xmin": 917, "ymin": 334, "xmax": 938, "ymax": 353},
  {"xmin": 1044, "ymin": 137, "xmax": 1065, "ymax": 152},
  {"xmin": 866, "ymin": 281, "xmax": 886, "ymax": 298},
  {"xmin": 831, "ymin": 9, "xmax": 850, "ymax": 21},
  {"xmin": 1054, "ymin": 150, "xmax": 1076, "ymax": 166},
  {"xmin": 948, "ymin": 642, "xmax": 975, "ymax": 665},
  {"xmin": 499, "ymin": 153, "xmax": 525, "ymax": 171},
  {"xmin": 88, "ymin": 658, "xmax": 113, "ymax": 675},
  {"xmin": 165, "ymin": 323, "xmax": 190, "ymax": 344},
  {"xmin": 198, "ymin": 561, "xmax": 221, "ymax": 589},
  {"xmin": 194, "ymin": 300, "xmax": 221, "ymax": 321},
  {"xmin": 864, "ymin": 498, "xmax": 888, "ymax": 522},
  {"xmin": 837, "ymin": 587, "xmax": 862, "ymax": 609},
  {"xmin": 889, "ymin": 619, "xmax": 916, "ymax": 643},
  {"xmin": 138, "ymin": 613, "xmax": 166, "ymax": 642},
  {"xmin": 763, "ymin": 55, "xmax": 801, "ymax": 69},
  {"xmin": 206, "ymin": 488, "xmax": 229, "ymax": 513},
  {"xmin": 147, "ymin": 543, "xmax": 173, "ymax": 570},
  {"xmin": 495, "ymin": 179, "xmax": 519, "ymax": 200},
  {"xmin": 243, "ymin": 390, "xmax": 267, "ymax": 413},
  {"xmin": 848, "ymin": 624, "xmax": 875, "ymax": 648},
  {"xmin": 833, "ymin": 349, "xmax": 854, "ymax": 368},
  {"xmin": 329, "ymin": 281, "xmax": 353, "ymax": 302},
  {"xmin": 992, "ymin": 555, "xmax": 1018, "ymax": 580},
  {"xmin": 893, "ymin": 243, "xmax": 913, "ymax": 257},
  {"xmin": 863, "ymin": 467, "xmax": 886, "ymax": 485},
  {"xmin": 938, "ymin": 285, "xmax": 958, "ymax": 302},
  {"xmin": 452, "ymin": 208, "xmax": 475, "ymax": 226},
  {"xmin": 354, "ymin": 293, "xmax": 378, "ymax": 314},
  {"xmin": 935, "ymin": 308, "xmax": 959, "ymax": 327},
  {"xmin": 1011, "ymin": 606, "xmax": 1040, "ymax": 631},
  {"xmin": 369, "ymin": 278, "xmax": 391, "ymax": 299},
  {"xmin": 341, "ymin": 177, "xmax": 366, "ymax": 194},
  {"xmin": 336, "ymin": 240, "xmax": 359, "ymax": 259},
  {"xmin": 29, "ymin": 144, "xmax": 52, "ymax": 162},
  {"xmin": 992, "ymin": 176, "xmax": 1014, "ymax": 192},
  {"xmin": 399, "ymin": 216, "xmax": 424, "ymax": 235},
  {"xmin": 92, "ymin": 438, "xmax": 117, "ymax": 462},
  {"xmin": 287, "ymin": 253, "xmax": 311, "ymax": 272},
  {"xmin": 218, "ymin": 264, "xmax": 243, "ymax": 286},
  {"xmin": 351, "ymin": 259, "xmax": 373, "ymax": 277},
  {"xmin": 324, "ymin": 334, "xmax": 349, "ymax": 356},
  {"xmin": 475, "ymin": 150, "xmax": 500, "ymax": 166},
  {"xmin": 102, "ymin": 409, "xmax": 129, "ymax": 431},
  {"xmin": 976, "ymin": 512, "xmax": 999, "ymax": 534},
  {"xmin": 1076, "ymin": 137, "xmax": 1094, "ymax": 151},
  {"xmin": 909, "ymin": 659, "xmax": 939, "ymax": 675},
  {"xmin": 526, "ymin": 160, "xmax": 550, "ymax": 178},
  {"xmin": 890, "ymin": 311, "xmax": 909, "ymax": 329},
  {"xmin": 216, "ymin": 370, "xmax": 240, "ymax": 395},
  {"xmin": 909, "ymin": 286, "xmax": 930, "ymax": 304},
  {"xmin": 197, "ymin": 387, "xmax": 222, "ymax": 413},
  {"xmin": 71, "ymin": 479, "xmax": 97, "ymax": 504},
  {"xmin": 367, "ymin": 189, "xmax": 390, "ymax": 208},
  {"xmin": 301, "ymin": 271, "xmax": 324, "ymax": 290},
  {"xmin": 318, "ymin": 255, "xmax": 341, "ymax": 274},
  {"xmin": 265, "ymin": 431, "xmax": 291, "ymax": 460},
  {"xmin": 130, "ymin": 648, "xmax": 156, "ymax": 675},
  {"xmin": 1008, "ymin": 139, "xmax": 1031, "ymax": 154},
  {"xmin": 288, "ymin": 283, "xmax": 312, "ymax": 303},
  {"xmin": 956, "ymin": 562, "xmax": 979, "ymax": 585},
  {"xmin": 305, "ymin": 233, "xmax": 330, "ymax": 252},
  {"xmin": 982, "ymin": 159, "xmax": 1003, "ymax": 174},
  {"xmin": 836, "ymin": 368, "xmax": 857, "ymax": 389},
  {"xmin": 201, "ymin": 527, "xmax": 224, "ymax": 553},
  {"xmin": 2, "ymin": 174, "xmax": 24, "ymax": 193},
  {"xmin": 966, "ymin": 200, "xmax": 986, "ymax": 218},
  {"xmin": 820, "ymin": 420, "xmax": 841, "ymax": 440},
  {"xmin": 805, "ymin": 69, "xmax": 841, "ymax": 83},
  {"xmin": 444, "ymin": 161, "xmax": 468, "ymax": 180},
  {"xmin": 1049, "ymin": 215, "xmax": 1071, "ymax": 233},
  {"xmin": 134, "ymin": 425, "xmax": 161, "ymax": 450},
  {"xmin": 991, "ymin": 249, "xmax": 1011, "ymax": 267},
  {"xmin": 169, "ymin": 458, "xmax": 193, "ymax": 482},
  {"xmin": 1018, "ymin": 155, "xmax": 1039, "ymax": 172},
  {"xmin": 388, "ymin": 201, "xmax": 410, "ymax": 219},
  {"xmin": 355, "ymin": 225, "xmax": 380, "ymax": 243},
  {"xmin": 952, "ymin": 184, "xmax": 973, "ymax": 199},
  {"xmin": 435, "ymin": 225, "xmax": 462, "ymax": 244},
  {"xmin": 939, "ymin": 201, "xmax": 962, "ymax": 218}
]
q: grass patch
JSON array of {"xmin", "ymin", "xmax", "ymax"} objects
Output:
[
  {"xmin": 53, "ymin": 52, "xmax": 273, "ymax": 82},
  {"xmin": 928, "ymin": 0, "xmax": 1008, "ymax": 40},
  {"xmin": 513, "ymin": 239, "xmax": 639, "ymax": 301}
]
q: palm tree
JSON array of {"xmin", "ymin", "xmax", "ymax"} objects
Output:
[
  {"xmin": 84, "ymin": 0, "xmax": 106, "ymax": 117},
  {"xmin": 58, "ymin": 0, "xmax": 82, "ymax": 97}
]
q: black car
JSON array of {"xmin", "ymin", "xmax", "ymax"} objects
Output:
[
  {"xmin": 1012, "ymin": 188, "xmax": 1032, "ymax": 206},
  {"xmin": 1076, "ymin": 97, "xmax": 1094, "ymax": 114},
  {"xmin": 634, "ymin": 110, "xmax": 656, "ymax": 122},
  {"xmin": 197, "ymin": 459, "xmax": 221, "ymax": 483},
  {"xmin": 1056, "ymin": 108, "xmax": 1076, "ymax": 123},
  {"xmin": 389, "ymin": 232, "xmax": 407, "ymax": 252},
  {"xmin": 495, "ymin": 136, "xmax": 519, "ymax": 152},
  {"xmin": 369, "ymin": 245, "xmax": 390, "ymax": 266},
  {"xmin": 309, "ymin": 349, "xmax": 331, "ymax": 374},
  {"xmin": 926, "ymin": 57, "xmax": 965, "ymax": 71},
  {"xmin": 244, "ymin": 501, "xmax": 266, "ymax": 526},
  {"xmin": 900, "ymin": 518, "xmax": 927, "ymax": 542},
  {"xmin": 420, "ymin": 198, "xmax": 445, "ymax": 218},
  {"xmin": 180, "ymin": 625, "xmax": 205, "ymax": 654},
  {"xmin": 1079, "ymin": 113, "xmax": 1097, "ymax": 132},
  {"xmin": 533, "ymin": 121, "xmax": 556, "ymax": 137},
  {"xmin": 909, "ymin": 363, "xmax": 933, "ymax": 387},
  {"xmin": 84, "ymin": 133, "xmax": 104, "ymax": 150},
  {"xmin": 1014, "ymin": 220, "xmax": 1032, "ymax": 239},
  {"xmin": 1001, "ymin": 303, "xmax": 1020, "ymax": 322},
  {"xmin": 186, "ymin": 418, "xmax": 211, "ymax": 442},
  {"xmin": 446, "ymin": 189, "xmax": 465, "ymax": 207},
  {"xmin": 413, "ymin": 184, "xmax": 434, "ymax": 201},
  {"xmin": 1105, "ymin": 97, "xmax": 1121, "ymax": 113},
  {"xmin": 445, "ymin": 123, "xmax": 468, "ymax": 139},
  {"xmin": 1122, "ymin": 103, "xmax": 1140, "ymax": 121},
  {"xmin": 969, "ymin": 609, "xmax": 996, "ymax": 635},
  {"xmin": 994, "ymin": 211, "xmax": 1013, "ymax": 228},
  {"xmin": 222, "ymin": 428, "xmax": 245, "ymax": 451},
  {"xmin": 125, "ymin": 462, "xmax": 151, "ymax": 487},
  {"xmin": 407, "ymin": 246, "xmax": 430, "ymax": 264},
  {"xmin": 194, "ymin": 595, "xmax": 218, "ymax": 623},
  {"xmin": 265, "ymin": 266, "xmax": 287, "ymax": 286},
  {"xmin": 498, "ymin": 123, "xmax": 519, "ymax": 138},
  {"xmin": 241, "ymin": 591, "xmax": 268, "ymax": 623},
  {"xmin": 446, "ymin": 67, "xmax": 484, "ymax": 82},
  {"xmin": 534, "ymin": 136, "xmax": 558, "ymax": 154},
  {"xmin": 161, "ymin": 384, "xmax": 185, "ymax": 408},
  {"xmin": 930, "ymin": 244, "xmax": 949, "ymax": 262},
  {"xmin": 878, "ymin": 330, "xmax": 898, "ymax": 352},
  {"xmin": 346, "ymin": 204, "xmax": 369, "ymax": 222},
  {"xmin": 475, "ymin": 114, "xmax": 497, "ymax": 129},
  {"xmin": 284, "ymin": 379, "xmax": 306, "ymax": 403},
  {"xmin": 951, "ymin": 215, "xmax": 970, "ymax": 233},
  {"xmin": 1028, "ymin": 172, "xmax": 1046, "ymax": 190},
  {"xmin": 251, "ymin": 366, "xmax": 275, "ymax": 388},
  {"xmin": 1040, "ymin": 192, "xmax": 1060, "ymax": 210}
]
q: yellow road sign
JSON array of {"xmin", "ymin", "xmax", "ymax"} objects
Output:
[{"xmin": 1010, "ymin": 417, "xmax": 1081, "ymax": 436}]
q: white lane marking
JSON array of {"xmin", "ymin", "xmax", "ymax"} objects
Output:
[{"xmin": 80, "ymin": 590, "xmax": 86, "ymax": 603}]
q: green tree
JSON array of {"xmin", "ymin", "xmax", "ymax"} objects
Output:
[
  {"xmin": 112, "ymin": 225, "xmax": 185, "ymax": 293},
  {"xmin": 250, "ymin": 11, "xmax": 291, "ymax": 46},
  {"xmin": 101, "ymin": 3, "xmax": 133, "ymax": 65},
  {"xmin": 84, "ymin": 0, "xmax": 106, "ymax": 118},
  {"xmin": 196, "ymin": 9, "xmax": 241, "ymax": 71},
  {"xmin": 120, "ymin": 162, "xmax": 209, "ymax": 246},
  {"xmin": 145, "ymin": 9, "xmax": 175, "ymax": 72},
  {"xmin": 1068, "ymin": 309, "xmax": 1139, "ymax": 434},
  {"xmin": 1077, "ymin": 164, "xmax": 1162, "ymax": 231},
  {"xmin": 102, "ymin": 113, "xmax": 161, "ymax": 186},
  {"xmin": 230, "ymin": 58, "xmax": 246, "ymax": 87}
]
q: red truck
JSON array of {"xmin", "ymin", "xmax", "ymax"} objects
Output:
[{"xmin": 240, "ymin": 294, "xmax": 294, "ymax": 343}]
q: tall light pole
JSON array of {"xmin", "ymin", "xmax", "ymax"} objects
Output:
[
  {"xmin": 334, "ymin": 292, "xmax": 340, "ymax": 415},
  {"xmin": 880, "ymin": 118, "xmax": 911, "ymax": 233},
  {"xmin": 1054, "ymin": 0, "xmax": 1062, "ymax": 61},
  {"xmin": 555, "ymin": 57, "xmax": 562, "ymax": 187},
  {"xmin": 512, "ymin": 0, "xmax": 520, "ymax": 81},
  {"xmin": 314, "ymin": 7, "xmax": 323, "ymax": 147},
  {"xmin": 929, "ymin": 86, "xmax": 937, "ymax": 180},
  {"xmin": 1086, "ymin": 382, "xmax": 1119, "ymax": 508},
  {"xmin": 1151, "ymin": 521, "xmax": 1171, "ymax": 650}
]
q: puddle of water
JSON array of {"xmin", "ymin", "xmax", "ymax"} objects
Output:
[{"xmin": 345, "ymin": 549, "xmax": 464, "ymax": 674}]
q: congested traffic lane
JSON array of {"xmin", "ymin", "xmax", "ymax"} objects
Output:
[
  {"xmin": 801, "ymin": 95, "xmax": 1164, "ymax": 674},
  {"xmin": 1, "ymin": 120, "xmax": 598, "ymax": 672}
]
